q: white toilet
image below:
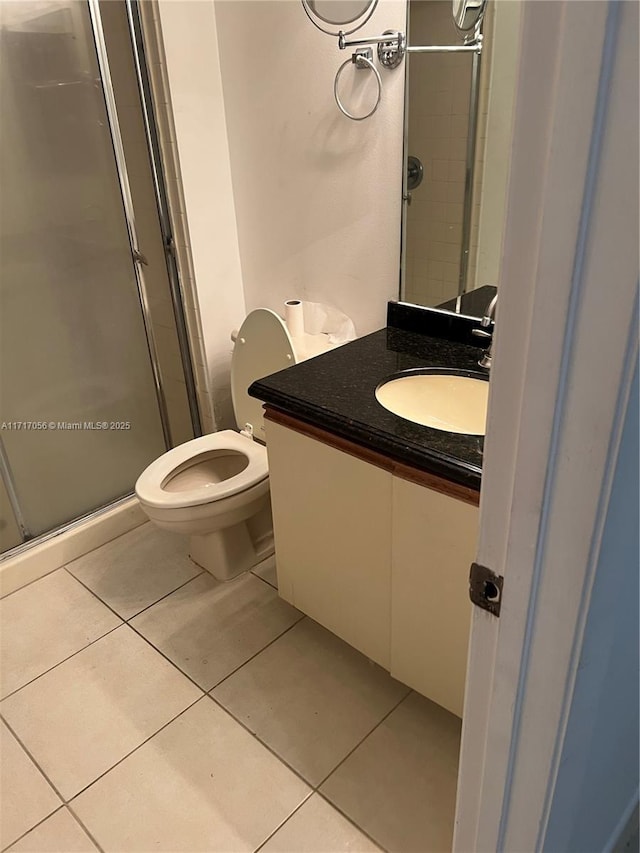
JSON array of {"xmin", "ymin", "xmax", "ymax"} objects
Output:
[{"xmin": 135, "ymin": 308, "xmax": 301, "ymax": 582}]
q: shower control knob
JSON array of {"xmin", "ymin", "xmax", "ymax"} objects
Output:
[{"xmin": 407, "ymin": 155, "xmax": 424, "ymax": 191}]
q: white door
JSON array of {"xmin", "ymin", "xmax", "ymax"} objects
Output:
[{"xmin": 454, "ymin": 2, "xmax": 639, "ymax": 850}]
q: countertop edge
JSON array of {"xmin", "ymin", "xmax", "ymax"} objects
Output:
[{"xmin": 253, "ymin": 387, "xmax": 482, "ymax": 492}]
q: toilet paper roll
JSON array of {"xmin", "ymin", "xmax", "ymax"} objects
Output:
[{"xmin": 284, "ymin": 300, "xmax": 305, "ymax": 338}]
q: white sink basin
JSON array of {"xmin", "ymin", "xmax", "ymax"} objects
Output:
[{"xmin": 375, "ymin": 371, "xmax": 489, "ymax": 435}]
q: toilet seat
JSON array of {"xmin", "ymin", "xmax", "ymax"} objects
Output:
[
  {"xmin": 135, "ymin": 430, "xmax": 268, "ymax": 510},
  {"xmin": 231, "ymin": 308, "xmax": 296, "ymax": 442}
]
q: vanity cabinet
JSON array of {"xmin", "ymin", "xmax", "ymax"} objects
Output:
[
  {"xmin": 264, "ymin": 411, "xmax": 479, "ymax": 717},
  {"xmin": 264, "ymin": 418, "xmax": 392, "ymax": 669},
  {"xmin": 390, "ymin": 477, "xmax": 477, "ymax": 716}
]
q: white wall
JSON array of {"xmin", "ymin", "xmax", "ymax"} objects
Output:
[
  {"xmin": 156, "ymin": 0, "xmax": 246, "ymax": 430},
  {"xmin": 214, "ymin": 0, "xmax": 406, "ymax": 336},
  {"xmin": 155, "ymin": 0, "xmax": 406, "ymax": 430}
]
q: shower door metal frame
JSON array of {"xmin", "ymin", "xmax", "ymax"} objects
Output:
[
  {"xmin": 124, "ymin": 0, "xmax": 202, "ymax": 438},
  {"xmin": 0, "ymin": 437, "xmax": 30, "ymax": 542},
  {"xmin": 88, "ymin": 0, "xmax": 172, "ymax": 449}
]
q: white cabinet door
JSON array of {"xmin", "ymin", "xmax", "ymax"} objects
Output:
[
  {"xmin": 391, "ymin": 476, "xmax": 478, "ymax": 717},
  {"xmin": 265, "ymin": 420, "xmax": 393, "ymax": 668}
]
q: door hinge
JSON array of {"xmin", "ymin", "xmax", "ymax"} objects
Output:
[{"xmin": 469, "ymin": 562, "xmax": 503, "ymax": 617}]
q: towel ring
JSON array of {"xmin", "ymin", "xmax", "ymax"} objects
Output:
[{"xmin": 333, "ymin": 51, "xmax": 382, "ymax": 121}]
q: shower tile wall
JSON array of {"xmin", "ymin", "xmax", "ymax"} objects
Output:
[{"xmin": 405, "ymin": 0, "xmax": 491, "ymax": 306}]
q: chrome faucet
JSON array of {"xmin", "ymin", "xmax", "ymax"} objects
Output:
[{"xmin": 472, "ymin": 293, "xmax": 497, "ymax": 369}]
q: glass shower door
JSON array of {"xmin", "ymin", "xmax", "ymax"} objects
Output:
[{"xmin": 0, "ymin": 0, "xmax": 167, "ymax": 546}]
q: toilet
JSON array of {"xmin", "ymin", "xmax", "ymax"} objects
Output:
[{"xmin": 135, "ymin": 308, "xmax": 301, "ymax": 582}]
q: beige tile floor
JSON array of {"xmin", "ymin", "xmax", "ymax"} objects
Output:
[{"xmin": 0, "ymin": 523, "xmax": 461, "ymax": 853}]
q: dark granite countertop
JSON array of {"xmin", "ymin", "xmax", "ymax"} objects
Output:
[{"xmin": 249, "ymin": 303, "xmax": 492, "ymax": 490}]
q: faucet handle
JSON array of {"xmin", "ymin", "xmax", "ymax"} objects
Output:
[
  {"xmin": 472, "ymin": 328, "xmax": 492, "ymax": 340},
  {"xmin": 481, "ymin": 293, "xmax": 498, "ymax": 327}
]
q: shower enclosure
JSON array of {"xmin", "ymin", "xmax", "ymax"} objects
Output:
[{"xmin": 0, "ymin": 0, "xmax": 197, "ymax": 555}]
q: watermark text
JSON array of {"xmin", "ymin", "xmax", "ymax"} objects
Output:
[{"xmin": 1, "ymin": 421, "xmax": 132, "ymax": 431}]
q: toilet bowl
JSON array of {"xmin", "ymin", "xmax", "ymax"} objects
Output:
[{"xmin": 135, "ymin": 308, "xmax": 301, "ymax": 581}]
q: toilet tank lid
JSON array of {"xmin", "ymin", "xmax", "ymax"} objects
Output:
[{"xmin": 231, "ymin": 309, "xmax": 296, "ymax": 442}]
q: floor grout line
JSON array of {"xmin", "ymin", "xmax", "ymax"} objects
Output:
[
  {"xmin": 66, "ymin": 570, "xmax": 209, "ymax": 695},
  {"xmin": 314, "ymin": 789, "xmax": 392, "ymax": 853},
  {"xmin": 0, "ymin": 623, "xmax": 123, "ymax": 703},
  {"xmin": 1, "ymin": 567, "xmax": 209, "ymax": 827},
  {"xmin": 70, "ymin": 556, "xmax": 303, "ymax": 700},
  {"xmin": 0, "ymin": 559, "xmax": 286, "ymax": 711},
  {"xmin": 0, "ymin": 714, "xmax": 67, "ymax": 804},
  {"xmin": 208, "ymin": 682, "xmax": 412, "ymax": 806},
  {"xmin": 19, "ymin": 684, "xmax": 377, "ymax": 853},
  {"xmin": 68, "ymin": 557, "xmax": 301, "ymax": 700},
  {"xmin": 314, "ymin": 790, "xmax": 392, "ymax": 853},
  {"xmin": 36, "ymin": 568, "xmax": 311, "ymax": 783},
  {"xmin": 0, "ymin": 520, "xmax": 149, "ymax": 602},
  {"xmin": 252, "ymin": 790, "xmax": 315, "ymax": 852},
  {"xmin": 3, "ymin": 676, "xmax": 397, "ymax": 853},
  {"xmin": 3, "ymin": 693, "xmax": 209, "ymax": 816},
  {"xmin": 205, "ymin": 674, "xmax": 412, "ymax": 805},
  {"xmin": 1, "ymin": 538, "xmax": 425, "ymax": 853},
  {"xmin": 122, "ymin": 568, "xmax": 205, "ymax": 621},
  {"xmin": 315, "ymin": 688, "xmax": 414, "ymax": 790},
  {"xmin": 126, "ymin": 617, "xmax": 225, "ymax": 694},
  {"xmin": 204, "ymin": 692, "xmax": 317, "ymax": 794},
  {"xmin": 65, "ymin": 695, "xmax": 204, "ymax": 804},
  {"xmin": 64, "ymin": 564, "xmax": 204, "ymax": 624},
  {"xmin": 2, "ymin": 565, "xmax": 209, "ymax": 704},
  {"xmin": 206, "ymin": 611, "xmax": 305, "ymax": 693},
  {"xmin": 6, "ymin": 590, "xmax": 312, "ymax": 809},
  {"xmin": 63, "ymin": 804, "xmax": 106, "ymax": 853},
  {"xmin": 250, "ymin": 569, "xmax": 278, "ymax": 591},
  {"xmin": 251, "ymin": 787, "xmax": 390, "ymax": 853},
  {"xmin": 0, "ymin": 564, "xmax": 61, "ymax": 601},
  {"xmin": 123, "ymin": 595, "xmax": 304, "ymax": 697},
  {"xmin": 295, "ymin": 692, "xmax": 417, "ymax": 853},
  {"xmin": 0, "ymin": 804, "xmax": 66, "ymax": 853}
]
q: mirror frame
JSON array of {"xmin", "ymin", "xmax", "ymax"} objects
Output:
[{"xmin": 301, "ymin": 0, "xmax": 378, "ymax": 37}]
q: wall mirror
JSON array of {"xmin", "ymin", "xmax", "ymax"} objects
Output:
[
  {"xmin": 452, "ymin": 0, "xmax": 486, "ymax": 32},
  {"xmin": 400, "ymin": 0, "xmax": 521, "ymax": 314},
  {"xmin": 301, "ymin": 0, "xmax": 378, "ymax": 36}
]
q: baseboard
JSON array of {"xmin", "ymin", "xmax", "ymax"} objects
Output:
[{"xmin": 0, "ymin": 497, "xmax": 146, "ymax": 598}]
